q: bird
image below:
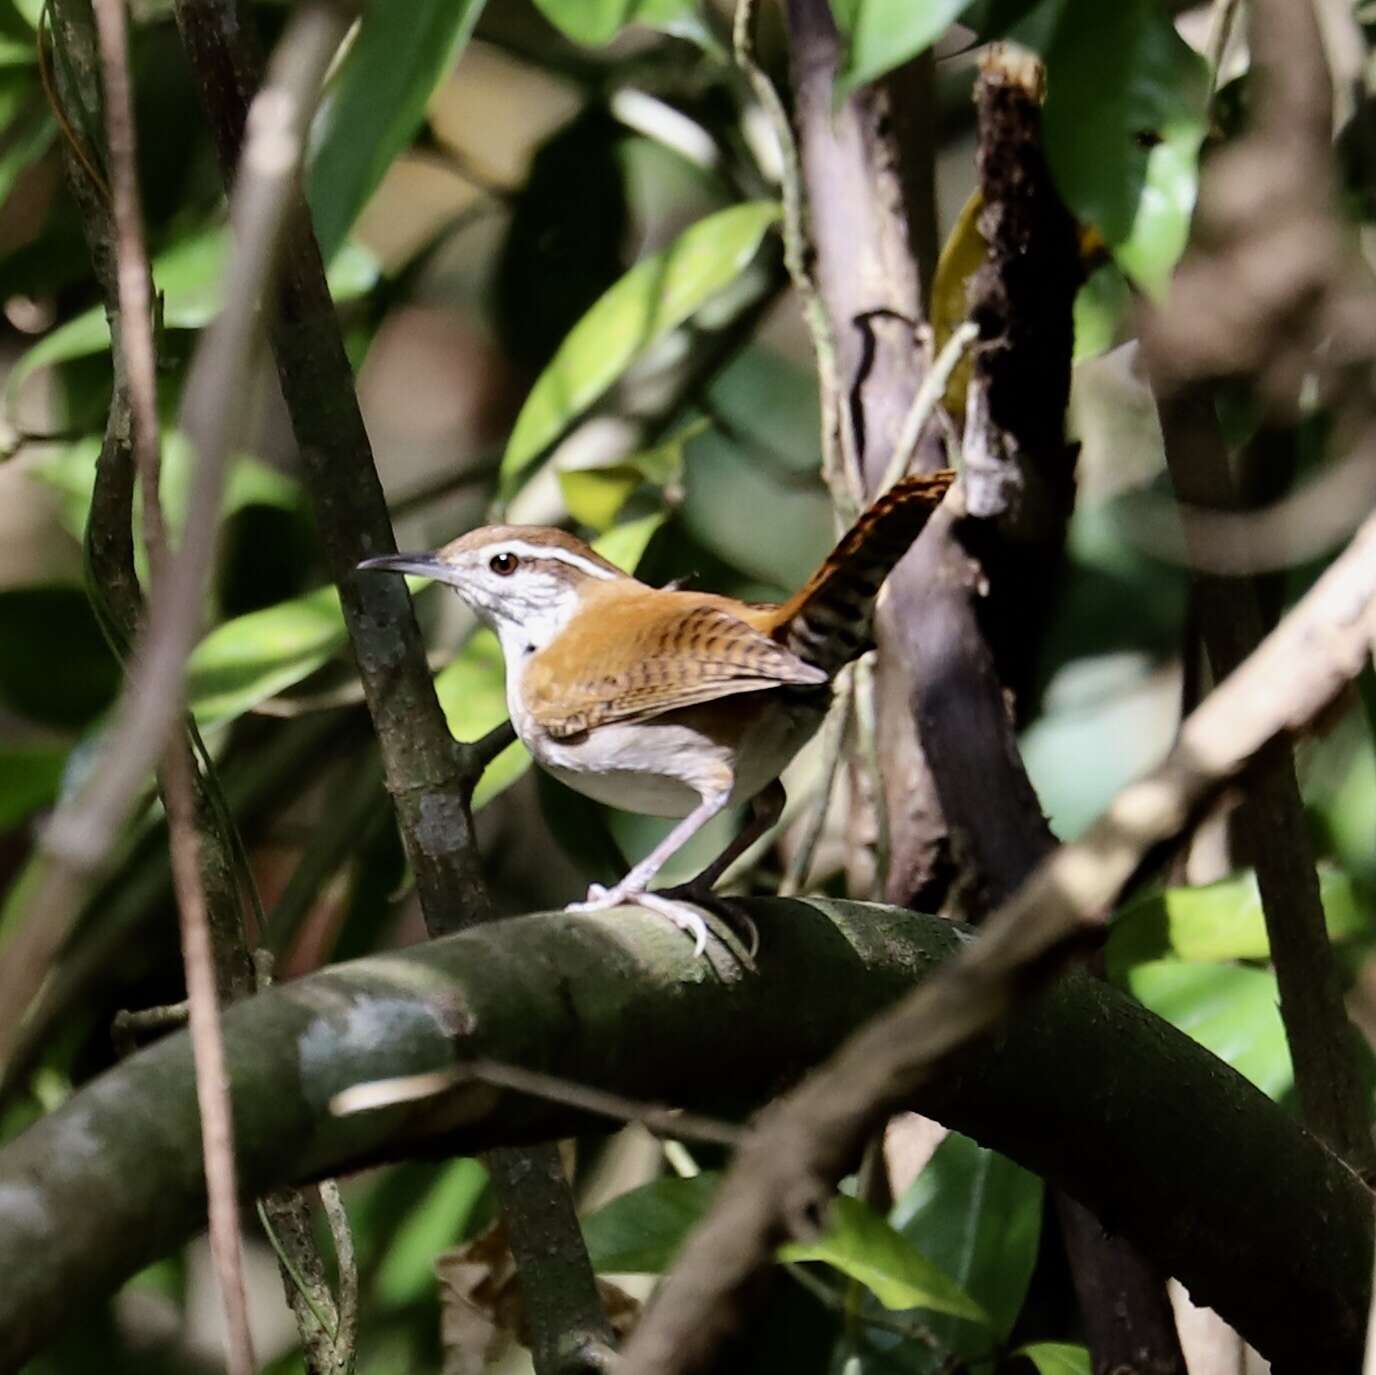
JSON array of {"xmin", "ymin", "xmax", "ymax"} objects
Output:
[{"xmin": 360, "ymin": 470, "xmax": 955, "ymax": 952}]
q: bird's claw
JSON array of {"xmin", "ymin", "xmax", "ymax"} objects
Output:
[{"xmin": 565, "ymin": 885, "xmax": 710, "ymax": 957}]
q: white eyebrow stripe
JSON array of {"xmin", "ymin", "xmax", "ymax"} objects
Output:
[{"xmin": 497, "ymin": 540, "xmax": 619, "ymax": 581}]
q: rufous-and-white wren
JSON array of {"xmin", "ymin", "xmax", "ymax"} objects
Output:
[{"xmin": 361, "ymin": 470, "xmax": 954, "ymax": 950}]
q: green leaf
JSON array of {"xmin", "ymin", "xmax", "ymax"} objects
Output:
[
  {"xmin": 433, "ymin": 627, "xmax": 531, "ymax": 811},
  {"xmin": 0, "ymin": 585, "xmax": 120, "ymax": 728},
  {"xmin": 780, "ymin": 1194, "xmax": 989, "ymax": 1321},
  {"xmin": 890, "ymin": 1131, "xmax": 1042, "ymax": 1349},
  {"xmin": 500, "ymin": 201, "xmax": 780, "ymax": 492},
  {"xmin": 557, "ymin": 420, "xmax": 698, "ymax": 532},
  {"xmin": 28, "ymin": 435, "xmax": 299, "ymax": 545},
  {"xmin": 583, "ymin": 1173, "xmax": 720, "ymax": 1272},
  {"xmin": 1042, "ymin": 0, "xmax": 1207, "ymax": 295},
  {"xmin": 832, "ymin": 0, "xmax": 977, "ymax": 93},
  {"xmin": 532, "ymin": 0, "xmax": 702, "ymax": 47},
  {"xmin": 0, "ymin": 80, "xmax": 54, "ymax": 206},
  {"xmin": 6, "ymin": 227, "xmax": 379, "ymax": 402},
  {"xmin": 0, "ymin": 745, "xmax": 67, "ymax": 829},
  {"xmin": 1107, "ymin": 867, "xmax": 1368, "ymax": 979},
  {"xmin": 307, "ymin": 0, "xmax": 486, "ymax": 264},
  {"xmin": 1072, "ymin": 262, "xmax": 1131, "ymax": 362},
  {"xmin": 590, "ymin": 511, "xmax": 666, "ymax": 572},
  {"xmin": 186, "ymin": 585, "xmax": 349, "ymax": 730},
  {"xmin": 0, "ymin": 4, "xmax": 39, "ymax": 64},
  {"xmin": 962, "ymin": 0, "xmax": 1064, "ymax": 46},
  {"xmin": 1017, "ymin": 1342, "xmax": 1092, "ymax": 1375},
  {"xmin": 375, "ymin": 1158, "xmax": 489, "ymax": 1307},
  {"xmin": 1122, "ymin": 960, "xmax": 1293, "ymax": 1099}
]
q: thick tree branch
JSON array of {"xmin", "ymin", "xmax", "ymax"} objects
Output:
[
  {"xmin": 0, "ymin": 898, "xmax": 1366, "ymax": 1374},
  {"xmin": 783, "ymin": 25, "xmax": 1162, "ymax": 1365},
  {"xmin": 906, "ymin": 53, "xmax": 1180, "ymax": 1375},
  {"xmin": 783, "ymin": 0, "xmax": 948, "ymax": 905},
  {"xmin": 618, "ymin": 500, "xmax": 1376, "ymax": 1375}
]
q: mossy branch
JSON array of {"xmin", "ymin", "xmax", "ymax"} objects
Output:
[{"xmin": 0, "ymin": 898, "xmax": 1366, "ymax": 1374}]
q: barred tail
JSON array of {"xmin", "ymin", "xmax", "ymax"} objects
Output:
[{"xmin": 773, "ymin": 471, "xmax": 955, "ymax": 674}]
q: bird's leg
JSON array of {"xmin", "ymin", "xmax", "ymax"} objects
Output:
[
  {"xmin": 656, "ymin": 780, "xmax": 786, "ymax": 958},
  {"xmin": 567, "ymin": 790, "xmax": 732, "ymax": 953},
  {"xmin": 667, "ymin": 779, "xmax": 786, "ymax": 896}
]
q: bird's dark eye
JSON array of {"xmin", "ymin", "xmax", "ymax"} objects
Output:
[{"xmin": 489, "ymin": 551, "xmax": 519, "ymax": 576}]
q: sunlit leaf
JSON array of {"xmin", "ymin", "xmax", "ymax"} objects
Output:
[
  {"xmin": 1122, "ymin": 960, "xmax": 1293, "ymax": 1099},
  {"xmin": 1017, "ymin": 1342, "xmax": 1092, "ymax": 1375},
  {"xmin": 0, "ymin": 2, "xmax": 38, "ymax": 64},
  {"xmin": 1112, "ymin": 122, "xmax": 1206, "ymax": 298},
  {"xmin": 186, "ymin": 585, "xmax": 348, "ymax": 730},
  {"xmin": 583, "ymin": 1174, "xmax": 720, "ymax": 1273},
  {"xmin": 500, "ymin": 201, "xmax": 780, "ymax": 492},
  {"xmin": 28, "ymin": 436, "xmax": 299, "ymax": 544},
  {"xmin": 532, "ymin": 0, "xmax": 704, "ymax": 47},
  {"xmin": 1072, "ymin": 261, "xmax": 1130, "ymax": 361},
  {"xmin": 307, "ymin": 0, "xmax": 487, "ymax": 264},
  {"xmin": 1107, "ymin": 867, "xmax": 1368, "ymax": 979},
  {"xmin": 831, "ymin": 0, "xmax": 976, "ymax": 93},
  {"xmin": 889, "ymin": 1131, "xmax": 1041, "ymax": 1354},
  {"xmin": 929, "ymin": 187, "xmax": 984, "ymax": 422},
  {"xmin": 557, "ymin": 420, "xmax": 698, "ymax": 532},
  {"xmin": 590, "ymin": 511, "xmax": 666, "ymax": 572},
  {"xmin": 780, "ymin": 1194, "xmax": 988, "ymax": 1321},
  {"xmin": 6, "ymin": 229, "xmax": 379, "ymax": 402},
  {"xmin": 1041, "ymin": 0, "xmax": 1207, "ymax": 295},
  {"xmin": 375, "ymin": 1157, "xmax": 490, "ymax": 1307}
]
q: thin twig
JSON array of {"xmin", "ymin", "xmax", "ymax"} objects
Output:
[
  {"xmin": 90, "ymin": 0, "xmax": 163, "ymax": 573},
  {"xmin": 877, "ymin": 321, "xmax": 978, "ymax": 497},
  {"xmin": 165, "ymin": 745, "xmax": 256, "ymax": 1375},
  {"xmin": 89, "ymin": 2, "xmax": 254, "ymax": 1366},
  {"xmin": 255, "ymin": 956, "xmax": 356, "ymax": 1375},
  {"xmin": 330, "ymin": 1059, "xmax": 745, "ymax": 1149},
  {"xmin": 853, "ymin": 656, "xmax": 890, "ymax": 894},
  {"xmin": 733, "ymin": 0, "xmax": 860, "ymax": 523},
  {"xmin": 1205, "ymin": 0, "xmax": 1243, "ymax": 99},
  {"xmin": 617, "ymin": 502, "xmax": 1376, "ymax": 1375},
  {"xmin": 111, "ymin": 999, "xmax": 188, "ymax": 1057},
  {"xmin": 782, "ymin": 1262, "xmax": 947, "ymax": 1351},
  {"xmin": 320, "ymin": 1181, "xmax": 359, "ymax": 1366},
  {"xmin": 1118, "ymin": 453, "xmax": 1376, "ymax": 575},
  {"xmin": 780, "ymin": 669, "xmax": 854, "ymax": 896},
  {"xmin": 36, "ymin": 0, "xmax": 109, "ymax": 206}
]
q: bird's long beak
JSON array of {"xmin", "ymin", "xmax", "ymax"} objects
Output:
[{"xmin": 357, "ymin": 552, "xmax": 457, "ymax": 583}]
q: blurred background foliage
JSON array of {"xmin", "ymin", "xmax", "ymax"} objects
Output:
[{"xmin": 0, "ymin": 0, "xmax": 1372, "ymax": 1371}]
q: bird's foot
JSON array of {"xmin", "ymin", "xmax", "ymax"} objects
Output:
[
  {"xmin": 657, "ymin": 883, "xmax": 760, "ymax": 961},
  {"xmin": 566, "ymin": 883, "xmax": 710, "ymax": 957}
]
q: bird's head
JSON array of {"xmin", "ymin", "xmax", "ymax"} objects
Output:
[{"xmin": 359, "ymin": 525, "xmax": 625, "ymax": 657}]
